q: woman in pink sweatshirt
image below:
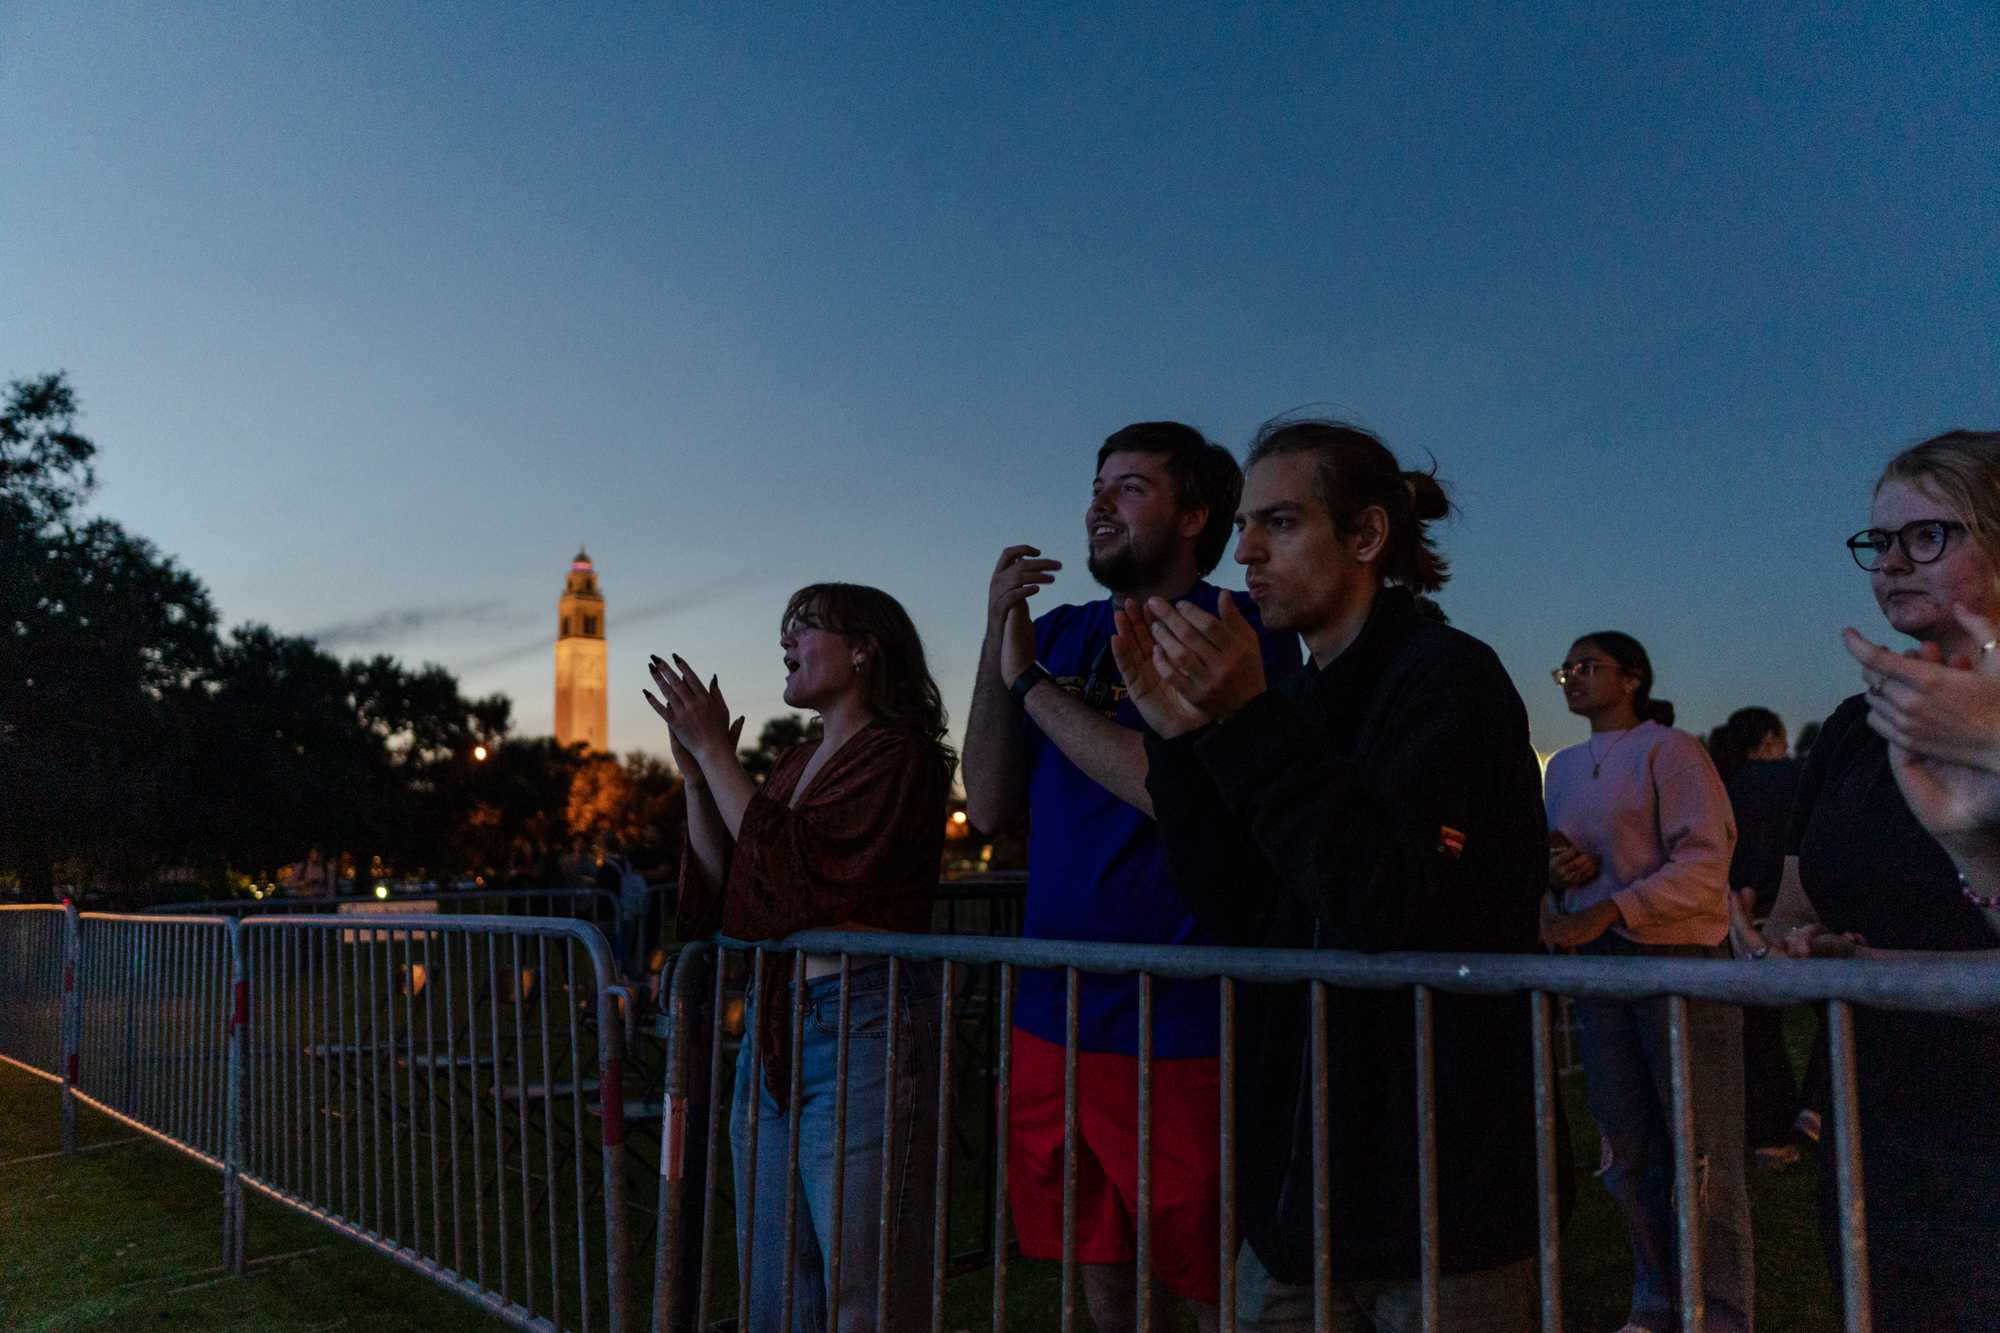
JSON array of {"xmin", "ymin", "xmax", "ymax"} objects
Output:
[{"xmin": 1541, "ymin": 631, "xmax": 1751, "ymax": 1333}]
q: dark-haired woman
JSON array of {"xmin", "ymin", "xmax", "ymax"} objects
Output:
[
  {"xmin": 1711, "ymin": 708, "xmax": 1806, "ymax": 1165},
  {"xmin": 647, "ymin": 582, "xmax": 953, "ymax": 1333},
  {"xmin": 1541, "ymin": 632, "xmax": 1751, "ymax": 1333}
]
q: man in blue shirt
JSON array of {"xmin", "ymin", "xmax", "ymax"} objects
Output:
[{"xmin": 963, "ymin": 421, "xmax": 1300, "ymax": 1332}]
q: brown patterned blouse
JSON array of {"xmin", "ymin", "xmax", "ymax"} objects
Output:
[{"xmin": 676, "ymin": 720, "xmax": 949, "ymax": 1101}]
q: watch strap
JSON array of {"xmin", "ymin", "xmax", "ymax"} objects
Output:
[{"xmin": 1009, "ymin": 662, "xmax": 1052, "ymax": 707}]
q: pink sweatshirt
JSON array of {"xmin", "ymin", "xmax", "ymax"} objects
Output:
[{"xmin": 1543, "ymin": 721, "xmax": 1736, "ymax": 947}]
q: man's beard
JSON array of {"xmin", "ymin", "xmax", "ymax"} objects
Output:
[{"xmin": 1087, "ymin": 534, "xmax": 1174, "ymax": 595}]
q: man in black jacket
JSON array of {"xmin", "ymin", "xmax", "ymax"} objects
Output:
[{"xmin": 1110, "ymin": 418, "xmax": 1567, "ymax": 1332}]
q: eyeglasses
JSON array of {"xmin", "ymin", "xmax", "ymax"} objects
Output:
[
  {"xmin": 1551, "ymin": 659, "xmax": 1618, "ymax": 687},
  {"xmin": 1847, "ymin": 519, "xmax": 1968, "ymax": 571}
]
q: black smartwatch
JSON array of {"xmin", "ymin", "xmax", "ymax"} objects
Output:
[{"xmin": 1009, "ymin": 662, "xmax": 1053, "ymax": 707}]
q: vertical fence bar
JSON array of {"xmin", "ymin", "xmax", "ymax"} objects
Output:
[
  {"xmin": 1219, "ymin": 975, "xmax": 1238, "ymax": 1333},
  {"xmin": 472, "ymin": 931, "xmax": 491, "ymax": 1290},
  {"xmin": 599, "ymin": 977, "xmax": 632, "ymax": 1333},
  {"xmin": 876, "ymin": 955, "xmax": 905, "ymax": 1326},
  {"xmin": 566, "ymin": 939, "xmax": 591, "ymax": 1333},
  {"xmin": 696, "ymin": 953, "xmax": 727, "ymax": 1329},
  {"xmin": 1059, "ymin": 965, "xmax": 1080, "ymax": 1333},
  {"xmin": 991, "ymin": 962, "xmax": 1014, "ymax": 1333},
  {"xmin": 781, "ymin": 951, "xmax": 807, "ymax": 1333},
  {"xmin": 409, "ymin": 930, "xmax": 427, "ymax": 1259},
  {"xmin": 1665, "ymin": 994, "xmax": 1704, "ymax": 1333},
  {"xmin": 829, "ymin": 952, "xmax": 853, "ymax": 1332},
  {"xmin": 489, "ymin": 933, "xmax": 509, "ymax": 1304},
  {"xmin": 1412, "ymin": 985, "xmax": 1440, "ymax": 1333},
  {"xmin": 371, "ymin": 930, "xmax": 388, "ymax": 1239},
  {"xmin": 931, "ymin": 958, "xmax": 958, "ymax": 1333},
  {"xmin": 512, "ymin": 935, "xmax": 534, "ymax": 1315},
  {"xmin": 223, "ymin": 919, "xmax": 248, "ymax": 1274},
  {"xmin": 446, "ymin": 930, "xmax": 466, "ymax": 1278},
  {"xmin": 1529, "ymin": 991, "xmax": 1563, "ymax": 1333},
  {"xmin": 60, "ymin": 902, "xmax": 79, "ymax": 1154},
  {"xmin": 738, "ymin": 948, "xmax": 766, "ymax": 1333},
  {"xmin": 423, "ymin": 932, "xmax": 442, "ymax": 1266},
  {"xmin": 653, "ymin": 949, "xmax": 694, "ymax": 1333},
  {"xmin": 1311, "ymin": 980, "xmax": 1332, "ymax": 1330},
  {"xmin": 338, "ymin": 923, "xmax": 354, "ymax": 1225},
  {"xmin": 387, "ymin": 930, "xmax": 405, "ymax": 1246},
  {"xmin": 1827, "ymin": 1000, "xmax": 1872, "ymax": 1333},
  {"xmin": 538, "ymin": 936, "xmax": 560, "ymax": 1332},
  {"xmin": 1136, "ymin": 971, "xmax": 1154, "ymax": 1333}
]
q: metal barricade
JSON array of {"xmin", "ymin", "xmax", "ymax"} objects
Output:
[
  {"xmin": 146, "ymin": 887, "xmax": 623, "ymax": 935},
  {"xmin": 647, "ymin": 930, "xmax": 2000, "ymax": 1333},
  {"xmin": 0, "ymin": 903, "xmax": 72, "ymax": 1082},
  {"xmin": 236, "ymin": 913, "xmax": 636, "ymax": 1333},
  {"xmin": 71, "ymin": 912, "xmax": 238, "ymax": 1165}
]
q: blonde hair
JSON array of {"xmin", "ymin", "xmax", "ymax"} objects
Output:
[{"xmin": 1878, "ymin": 430, "xmax": 2000, "ymax": 569}]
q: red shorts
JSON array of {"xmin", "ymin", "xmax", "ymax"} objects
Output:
[{"xmin": 1005, "ymin": 1028, "xmax": 1221, "ymax": 1305}]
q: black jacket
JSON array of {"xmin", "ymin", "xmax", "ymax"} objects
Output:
[{"xmin": 1144, "ymin": 587, "xmax": 1570, "ymax": 1283}]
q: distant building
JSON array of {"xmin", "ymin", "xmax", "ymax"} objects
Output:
[{"xmin": 555, "ymin": 549, "xmax": 608, "ymax": 752}]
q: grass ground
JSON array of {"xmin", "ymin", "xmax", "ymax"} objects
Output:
[{"xmin": 1, "ymin": 1005, "xmax": 1840, "ymax": 1332}]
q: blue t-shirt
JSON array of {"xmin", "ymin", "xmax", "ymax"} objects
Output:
[{"xmin": 1016, "ymin": 583, "xmax": 1303, "ymax": 1057}]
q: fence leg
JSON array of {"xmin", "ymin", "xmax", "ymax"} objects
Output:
[
  {"xmin": 60, "ymin": 902, "xmax": 80, "ymax": 1155},
  {"xmin": 222, "ymin": 919, "xmax": 248, "ymax": 1275}
]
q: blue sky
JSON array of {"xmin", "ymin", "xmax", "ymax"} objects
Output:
[{"xmin": 4, "ymin": 3, "xmax": 1996, "ymax": 759}]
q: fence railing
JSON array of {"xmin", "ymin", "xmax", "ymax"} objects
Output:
[
  {"xmin": 0, "ymin": 905, "xmax": 638, "ymax": 1332},
  {"xmin": 16, "ymin": 889, "xmax": 1995, "ymax": 1333},
  {"xmin": 646, "ymin": 929, "xmax": 2000, "ymax": 1333}
]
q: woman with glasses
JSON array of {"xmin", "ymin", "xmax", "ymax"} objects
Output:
[
  {"xmin": 1733, "ymin": 429, "xmax": 2000, "ymax": 1329},
  {"xmin": 648, "ymin": 582, "xmax": 954, "ymax": 1333},
  {"xmin": 1541, "ymin": 633, "xmax": 1751, "ymax": 1333}
]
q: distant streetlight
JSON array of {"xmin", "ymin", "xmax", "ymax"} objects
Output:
[
  {"xmin": 950, "ymin": 810, "xmax": 968, "ymax": 826},
  {"xmin": 472, "ymin": 744, "xmax": 489, "ymax": 762}
]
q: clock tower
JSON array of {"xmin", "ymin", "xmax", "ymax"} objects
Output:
[{"xmin": 554, "ymin": 549, "xmax": 608, "ymax": 752}]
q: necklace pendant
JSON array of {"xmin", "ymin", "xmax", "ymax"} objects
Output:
[{"xmin": 1591, "ymin": 763, "xmax": 1601, "ymax": 779}]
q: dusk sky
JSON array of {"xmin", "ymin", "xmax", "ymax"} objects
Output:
[{"xmin": 5, "ymin": 4, "xmax": 1996, "ymax": 763}]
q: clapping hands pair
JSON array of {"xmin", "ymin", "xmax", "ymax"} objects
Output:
[
  {"xmin": 643, "ymin": 654, "xmax": 744, "ymax": 786},
  {"xmin": 1845, "ymin": 604, "xmax": 2000, "ymax": 859},
  {"xmin": 1109, "ymin": 592, "xmax": 1268, "ymax": 738}
]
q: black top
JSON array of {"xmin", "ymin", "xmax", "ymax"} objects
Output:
[
  {"xmin": 1144, "ymin": 587, "xmax": 1568, "ymax": 1284},
  {"xmin": 1790, "ymin": 694, "xmax": 2000, "ymax": 1151},
  {"xmin": 1728, "ymin": 757, "xmax": 1799, "ymax": 915}
]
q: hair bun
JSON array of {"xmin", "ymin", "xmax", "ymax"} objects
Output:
[
  {"xmin": 1404, "ymin": 470, "xmax": 1450, "ymax": 521},
  {"xmin": 1645, "ymin": 699, "xmax": 1677, "ymax": 728}
]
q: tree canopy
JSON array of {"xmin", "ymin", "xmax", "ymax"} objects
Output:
[{"xmin": 0, "ymin": 372, "xmax": 679, "ymax": 903}]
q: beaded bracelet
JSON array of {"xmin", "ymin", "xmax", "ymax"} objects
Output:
[{"xmin": 1961, "ymin": 872, "xmax": 2000, "ymax": 911}]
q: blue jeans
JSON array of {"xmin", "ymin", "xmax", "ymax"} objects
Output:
[
  {"xmin": 730, "ymin": 960, "xmax": 939, "ymax": 1333},
  {"xmin": 1576, "ymin": 939, "xmax": 1753, "ymax": 1333}
]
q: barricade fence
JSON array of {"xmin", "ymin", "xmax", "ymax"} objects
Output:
[
  {"xmin": 12, "ymin": 894, "xmax": 1996, "ymax": 1332},
  {"xmin": 0, "ymin": 905, "xmax": 637, "ymax": 1333},
  {"xmin": 235, "ymin": 913, "xmax": 633, "ymax": 1333},
  {"xmin": 0, "ymin": 903, "xmax": 71, "ymax": 1082},
  {"xmin": 647, "ymin": 930, "xmax": 2000, "ymax": 1333}
]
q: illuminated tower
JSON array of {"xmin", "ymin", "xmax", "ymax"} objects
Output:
[{"xmin": 555, "ymin": 549, "xmax": 608, "ymax": 752}]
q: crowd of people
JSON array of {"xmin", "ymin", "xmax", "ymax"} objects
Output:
[{"xmin": 641, "ymin": 419, "xmax": 2000, "ymax": 1333}]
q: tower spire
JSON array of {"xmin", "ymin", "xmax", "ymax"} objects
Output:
[{"xmin": 555, "ymin": 550, "xmax": 608, "ymax": 751}]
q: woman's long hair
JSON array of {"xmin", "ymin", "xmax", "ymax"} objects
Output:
[
  {"xmin": 1577, "ymin": 630, "xmax": 1675, "ymax": 727},
  {"xmin": 780, "ymin": 583, "xmax": 956, "ymax": 775}
]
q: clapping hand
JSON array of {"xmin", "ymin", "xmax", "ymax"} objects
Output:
[
  {"xmin": 988, "ymin": 545, "xmax": 1061, "ymax": 684},
  {"xmin": 644, "ymin": 654, "xmax": 745, "ymax": 777},
  {"xmin": 1846, "ymin": 618, "xmax": 2000, "ymax": 855},
  {"xmin": 1140, "ymin": 592, "xmax": 1267, "ymax": 721},
  {"xmin": 1848, "ymin": 605, "xmax": 2000, "ymax": 773},
  {"xmin": 1109, "ymin": 600, "xmax": 1211, "ymax": 738}
]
